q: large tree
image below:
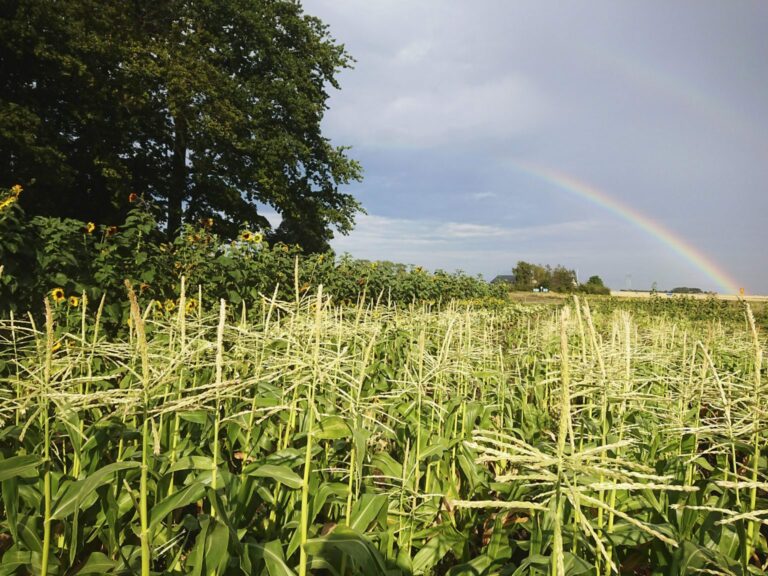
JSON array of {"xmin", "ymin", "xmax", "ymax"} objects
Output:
[{"xmin": 0, "ymin": 0, "xmax": 361, "ymax": 250}]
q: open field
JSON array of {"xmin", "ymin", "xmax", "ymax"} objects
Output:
[
  {"xmin": 1, "ymin": 292, "xmax": 766, "ymax": 575},
  {"xmin": 610, "ymin": 291, "xmax": 768, "ymax": 303}
]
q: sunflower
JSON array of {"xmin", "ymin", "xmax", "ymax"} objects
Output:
[
  {"xmin": 252, "ymin": 232, "xmax": 263, "ymax": 244},
  {"xmin": 128, "ymin": 192, "xmax": 138, "ymax": 203},
  {"xmin": 164, "ymin": 299, "xmax": 176, "ymax": 312},
  {"xmin": 51, "ymin": 287, "xmax": 66, "ymax": 303},
  {"xmin": 85, "ymin": 222, "xmax": 96, "ymax": 234},
  {"xmin": 0, "ymin": 195, "xmax": 16, "ymax": 212},
  {"xmin": 202, "ymin": 217, "xmax": 214, "ymax": 228},
  {"xmin": 240, "ymin": 230, "xmax": 253, "ymax": 242},
  {"xmin": 0, "ymin": 184, "xmax": 23, "ymax": 212},
  {"xmin": 185, "ymin": 299, "xmax": 198, "ymax": 314},
  {"xmin": 68, "ymin": 295, "xmax": 80, "ymax": 308},
  {"xmin": 105, "ymin": 225, "xmax": 118, "ymax": 236},
  {"xmin": 51, "ymin": 341, "xmax": 62, "ymax": 353}
]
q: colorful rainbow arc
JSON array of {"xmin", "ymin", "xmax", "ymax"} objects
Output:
[{"xmin": 509, "ymin": 161, "xmax": 741, "ymax": 295}]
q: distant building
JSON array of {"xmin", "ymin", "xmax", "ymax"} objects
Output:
[{"xmin": 491, "ymin": 275, "xmax": 515, "ymax": 285}]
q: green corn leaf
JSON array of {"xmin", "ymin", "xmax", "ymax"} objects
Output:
[
  {"xmin": 76, "ymin": 552, "xmax": 116, "ymax": 575},
  {"xmin": 370, "ymin": 452, "xmax": 402, "ymax": 480},
  {"xmin": 149, "ymin": 482, "xmax": 206, "ymax": 529},
  {"xmin": 1, "ymin": 479, "xmax": 19, "ymax": 544},
  {"xmin": 305, "ymin": 526, "xmax": 388, "ymax": 576},
  {"xmin": 245, "ymin": 464, "xmax": 303, "ymax": 489},
  {"xmin": 167, "ymin": 455, "xmax": 216, "ymax": 474},
  {"xmin": 249, "ymin": 540, "xmax": 296, "ymax": 576},
  {"xmin": 316, "ymin": 415, "xmax": 352, "ymax": 440},
  {"xmin": 52, "ymin": 461, "xmax": 140, "ymax": 519},
  {"xmin": 0, "ymin": 455, "xmax": 41, "ymax": 482},
  {"xmin": 349, "ymin": 493, "xmax": 387, "ymax": 532}
]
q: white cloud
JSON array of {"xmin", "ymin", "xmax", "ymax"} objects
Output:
[
  {"xmin": 327, "ymin": 75, "xmax": 548, "ymax": 148},
  {"xmin": 331, "ymin": 213, "xmax": 600, "ymax": 273},
  {"xmin": 471, "ymin": 191, "xmax": 497, "ymax": 200},
  {"xmin": 395, "ymin": 40, "xmax": 432, "ymax": 64}
]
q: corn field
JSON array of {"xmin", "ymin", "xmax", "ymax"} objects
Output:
[{"xmin": 0, "ymin": 286, "xmax": 766, "ymax": 575}]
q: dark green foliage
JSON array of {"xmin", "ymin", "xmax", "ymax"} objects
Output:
[
  {"xmin": 578, "ymin": 275, "xmax": 610, "ymax": 295},
  {"xmin": 671, "ymin": 287, "xmax": 704, "ymax": 294},
  {"xmin": 510, "ymin": 261, "xmax": 594, "ymax": 293},
  {"xmin": 0, "ymin": 196, "xmax": 504, "ymax": 324},
  {"xmin": 0, "ymin": 0, "xmax": 361, "ymax": 248}
]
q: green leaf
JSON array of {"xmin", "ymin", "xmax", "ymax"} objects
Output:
[
  {"xmin": 349, "ymin": 493, "xmax": 387, "ymax": 533},
  {"xmin": 412, "ymin": 525, "xmax": 466, "ymax": 575},
  {"xmin": 0, "ymin": 455, "xmax": 42, "ymax": 482},
  {"xmin": 370, "ymin": 452, "xmax": 402, "ymax": 480},
  {"xmin": 1, "ymin": 479, "xmax": 19, "ymax": 544},
  {"xmin": 245, "ymin": 464, "xmax": 303, "ymax": 489},
  {"xmin": 305, "ymin": 526, "xmax": 388, "ymax": 576},
  {"xmin": 316, "ymin": 415, "xmax": 352, "ymax": 440},
  {"xmin": 204, "ymin": 519, "xmax": 230, "ymax": 574},
  {"xmin": 249, "ymin": 540, "xmax": 296, "ymax": 576},
  {"xmin": 419, "ymin": 439, "xmax": 451, "ymax": 461},
  {"xmin": 448, "ymin": 554, "xmax": 492, "ymax": 576},
  {"xmin": 167, "ymin": 456, "xmax": 215, "ymax": 474},
  {"xmin": 77, "ymin": 552, "xmax": 116, "ymax": 575},
  {"xmin": 52, "ymin": 461, "xmax": 140, "ymax": 519},
  {"xmin": 150, "ymin": 482, "xmax": 206, "ymax": 529}
]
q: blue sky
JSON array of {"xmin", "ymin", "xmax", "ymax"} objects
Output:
[{"xmin": 301, "ymin": 0, "xmax": 768, "ymax": 293}]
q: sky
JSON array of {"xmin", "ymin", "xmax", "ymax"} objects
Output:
[{"xmin": 300, "ymin": 0, "xmax": 768, "ymax": 294}]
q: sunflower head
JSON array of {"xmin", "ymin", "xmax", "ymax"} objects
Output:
[
  {"xmin": 105, "ymin": 225, "xmax": 118, "ymax": 236},
  {"xmin": 164, "ymin": 299, "xmax": 176, "ymax": 312},
  {"xmin": 85, "ymin": 222, "xmax": 96, "ymax": 234},
  {"xmin": 68, "ymin": 295, "xmax": 80, "ymax": 308},
  {"xmin": 0, "ymin": 196, "xmax": 16, "ymax": 212},
  {"xmin": 128, "ymin": 192, "xmax": 138, "ymax": 203},
  {"xmin": 185, "ymin": 299, "xmax": 198, "ymax": 314},
  {"xmin": 51, "ymin": 287, "xmax": 66, "ymax": 303},
  {"xmin": 240, "ymin": 230, "xmax": 253, "ymax": 242},
  {"xmin": 10, "ymin": 184, "xmax": 22, "ymax": 197}
]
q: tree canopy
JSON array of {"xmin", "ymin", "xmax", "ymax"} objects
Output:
[
  {"xmin": 509, "ymin": 261, "xmax": 609, "ymax": 294},
  {"xmin": 0, "ymin": 0, "xmax": 361, "ymax": 250}
]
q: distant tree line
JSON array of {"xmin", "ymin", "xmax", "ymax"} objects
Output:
[
  {"xmin": 493, "ymin": 261, "xmax": 610, "ymax": 295},
  {"xmin": 670, "ymin": 287, "xmax": 704, "ymax": 294}
]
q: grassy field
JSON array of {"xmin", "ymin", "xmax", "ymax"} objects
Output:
[
  {"xmin": 610, "ymin": 291, "xmax": 768, "ymax": 303},
  {"xmin": 0, "ymin": 289, "xmax": 766, "ymax": 575}
]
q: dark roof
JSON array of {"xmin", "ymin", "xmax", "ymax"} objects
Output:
[{"xmin": 491, "ymin": 275, "xmax": 515, "ymax": 284}]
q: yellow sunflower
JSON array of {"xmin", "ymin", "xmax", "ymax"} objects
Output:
[
  {"xmin": 68, "ymin": 295, "xmax": 80, "ymax": 308},
  {"xmin": 240, "ymin": 230, "xmax": 253, "ymax": 242},
  {"xmin": 51, "ymin": 341, "xmax": 62, "ymax": 352},
  {"xmin": 164, "ymin": 299, "xmax": 176, "ymax": 312},
  {"xmin": 51, "ymin": 287, "xmax": 66, "ymax": 303},
  {"xmin": 252, "ymin": 232, "xmax": 263, "ymax": 244},
  {"xmin": 0, "ymin": 196, "xmax": 16, "ymax": 212},
  {"xmin": 10, "ymin": 184, "xmax": 23, "ymax": 196},
  {"xmin": 185, "ymin": 299, "xmax": 198, "ymax": 314},
  {"xmin": 85, "ymin": 222, "xmax": 96, "ymax": 234}
]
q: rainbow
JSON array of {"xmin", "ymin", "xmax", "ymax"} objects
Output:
[{"xmin": 509, "ymin": 161, "xmax": 741, "ymax": 295}]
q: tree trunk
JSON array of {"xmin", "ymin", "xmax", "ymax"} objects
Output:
[{"xmin": 168, "ymin": 115, "xmax": 187, "ymax": 238}]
